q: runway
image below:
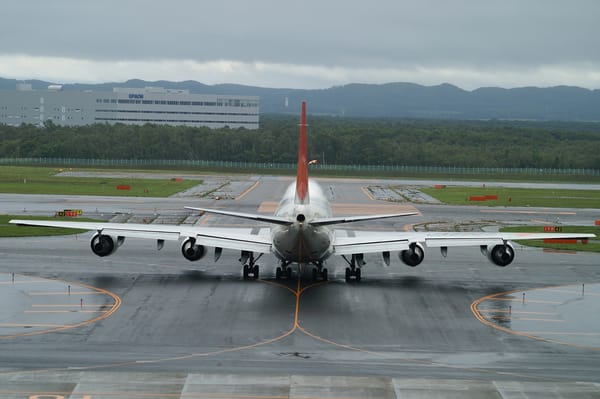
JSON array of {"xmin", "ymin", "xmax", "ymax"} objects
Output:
[{"xmin": 1, "ymin": 175, "xmax": 599, "ymax": 397}]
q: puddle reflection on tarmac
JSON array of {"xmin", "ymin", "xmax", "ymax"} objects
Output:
[{"xmin": 473, "ymin": 283, "xmax": 600, "ymax": 349}]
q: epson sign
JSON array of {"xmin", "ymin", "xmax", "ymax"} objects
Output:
[{"xmin": 129, "ymin": 94, "xmax": 144, "ymax": 99}]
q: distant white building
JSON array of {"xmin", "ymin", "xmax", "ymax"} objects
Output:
[{"xmin": 0, "ymin": 85, "xmax": 259, "ymax": 129}]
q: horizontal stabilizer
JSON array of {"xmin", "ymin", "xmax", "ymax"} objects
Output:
[
  {"xmin": 185, "ymin": 206, "xmax": 293, "ymax": 226},
  {"xmin": 310, "ymin": 212, "xmax": 418, "ymax": 227}
]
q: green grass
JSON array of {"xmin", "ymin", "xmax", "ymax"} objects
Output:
[
  {"xmin": 0, "ymin": 215, "xmax": 101, "ymax": 237},
  {"xmin": 421, "ymin": 186, "xmax": 600, "ymax": 208},
  {"xmin": 500, "ymin": 225, "xmax": 600, "ymax": 253},
  {"xmin": 0, "ymin": 166, "xmax": 200, "ymax": 197}
]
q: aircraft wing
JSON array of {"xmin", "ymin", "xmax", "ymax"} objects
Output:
[
  {"xmin": 332, "ymin": 230, "xmax": 595, "ymax": 255},
  {"xmin": 9, "ymin": 220, "xmax": 272, "ymax": 254},
  {"xmin": 411, "ymin": 231, "xmax": 595, "ymax": 248}
]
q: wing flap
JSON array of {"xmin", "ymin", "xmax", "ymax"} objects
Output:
[
  {"xmin": 333, "ymin": 236, "xmax": 410, "ymax": 255},
  {"xmin": 425, "ymin": 237, "xmax": 504, "ymax": 248},
  {"xmin": 194, "ymin": 231, "xmax": 271, "ymax": 253},
  {"xmin": 102, "ymin": 228, "xmax": 181, "ymax": 241}
]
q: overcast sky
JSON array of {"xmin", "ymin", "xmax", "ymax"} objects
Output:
[{"xmin": 1, "ymin": 0, "xmax": 599, "ymax": 90}]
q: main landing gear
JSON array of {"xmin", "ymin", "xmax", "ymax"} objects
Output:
[
  {"xmin": 275, "ymin": 261, "xmax": 328, "ymax": 281},
  {"xmin": 240, "ymin": 251, "xmax": 262, "ymax": 280},
  {"xmin": 311, "ymin": 262, "xmax": 328, "ymax": 281},
  {"xmin": 342, "ymin": 254, "xmax": 365, "ymax": 282},
  {"xmin": 275, "ymin": 261, "xmax": 294, "ymax": 280}
]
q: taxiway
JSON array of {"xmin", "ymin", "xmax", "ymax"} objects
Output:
[{"xmin": 1, "ymin": 175, "xmax": 599, "ymax": 397}]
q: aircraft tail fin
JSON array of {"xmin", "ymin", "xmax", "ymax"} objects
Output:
[{"xmin": 295, "ymin": 101, "xmax": 309, "ymax": 204}]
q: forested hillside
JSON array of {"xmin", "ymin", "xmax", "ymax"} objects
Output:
[{"xmin": 1, "ymin": 117, "xmax": 599, "ymax": 169}]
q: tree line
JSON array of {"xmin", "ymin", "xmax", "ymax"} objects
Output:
[{"xmin": 0, "ymin": 117, "xmax": 599, "ymax": 169}]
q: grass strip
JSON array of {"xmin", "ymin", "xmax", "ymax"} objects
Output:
[
  {"xmin": 0, "ymin": 166, "xmax": 200, "ymax": 197},
  {"xmin": 421, "ymin": 186, "xmax": 600, "ymax": 208},
  {"xmin": 0, "ymin": 215, "xmax": 100, "ymax": 237},
  {"xmin": 500, "ymin": 225, "xmax": 600, "ymax": 253}
]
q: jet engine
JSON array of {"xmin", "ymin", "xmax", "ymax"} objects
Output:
[
  {"xmin": 90, "ymin": 233, "xmax": 122, "ymax": 257},
  {"xmin": 181, "ymin": 237, "xmax": 206, "ymax": 261},
  {"xmin": 487, "ymin": 243, "xmax": 515, "ymax": 267},
  {"xmin": 400, "ymin": 242, "xmax": 425, "ymax": 267}
]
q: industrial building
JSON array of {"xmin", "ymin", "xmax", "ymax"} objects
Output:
[{"xmin": 0, "ymin": 84, "xmax": 259, "ymax": 129}]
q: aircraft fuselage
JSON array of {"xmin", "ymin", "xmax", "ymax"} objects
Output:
[{"xmin": 271, "ymin": 180, "xmax": 333, "ymax": 263}]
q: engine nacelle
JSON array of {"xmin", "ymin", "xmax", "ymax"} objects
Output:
[
  {"xmin": 181, "ymin": 237, "xmax": 206, "ymax": 261},
  {"xmin": 400, "ymin": 242, "xmax": 425, "ymax": 267},
  {"xmin": 487, "ymin": 243, "xmax": 515, "ymax": 267},
  {"xmin": 90, "ymin": 233, "xmax": 121, "ymax": 257}
]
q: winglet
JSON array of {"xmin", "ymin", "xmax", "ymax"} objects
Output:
[{"xmin": 295, "ymin": 101, "xmax": 309, "ymax": 204}]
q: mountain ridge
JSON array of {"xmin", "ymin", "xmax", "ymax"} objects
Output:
[{"xmin": 1, "ymin": 77, "xmax": 599, "ymax": 121}]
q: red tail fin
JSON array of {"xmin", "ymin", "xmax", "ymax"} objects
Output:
[{"xmin": 295, "ymin": 101, "xmax": 309, "ymax": 204}]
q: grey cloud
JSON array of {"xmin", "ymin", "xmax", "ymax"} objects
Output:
[{"xmin": 1, "ymin": 0, "xmax": 599, "ymax": 87}]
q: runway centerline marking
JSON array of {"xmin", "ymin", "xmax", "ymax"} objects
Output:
[{"xmin": 236, "ymin": 180, "xmax": 260, "ymax": 201}]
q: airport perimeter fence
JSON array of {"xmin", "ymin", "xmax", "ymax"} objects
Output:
[{"xmin": 1, "ymin": 157, "xmax": 599, "ymax": 177}]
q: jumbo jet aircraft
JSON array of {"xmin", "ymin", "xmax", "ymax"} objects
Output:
[{"xmin": 10, "ymin": 102, "xmax": 595, "ymax": 281}]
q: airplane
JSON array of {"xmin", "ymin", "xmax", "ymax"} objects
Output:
[{"xmin": 10, "ymin": 102, "xmax": 595, "ymax": 282}]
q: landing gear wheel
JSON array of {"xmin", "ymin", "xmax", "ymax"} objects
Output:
[
  {"xmin": 312, "ymin": 268, "xmax": 318, "ymax": 281},
  {"xmin": 243, "ymin": 265, "xmax": 250, "ymax": 280},
  {"xmin": 286, "ymin": 267, "xmax": 293, "ymax": 278},
  {"xmin": 322, "ymin": 268, "xmax": 328, "ymax": 281},
  {"xmin": 253, "ymin": 265, "xmax": 259, "ymax": 280},
  {"xmin": 275, "ymin": 267, "xmax": 282, "ymax": 280},
  {"xmin": 344, "ymin": 267, "xmax": 361, "ymax": 282}
]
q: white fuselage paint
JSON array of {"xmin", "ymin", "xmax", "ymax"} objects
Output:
[{"xmin": 270, "ymin": 179, "xmax": 334, "ymax": 263}]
